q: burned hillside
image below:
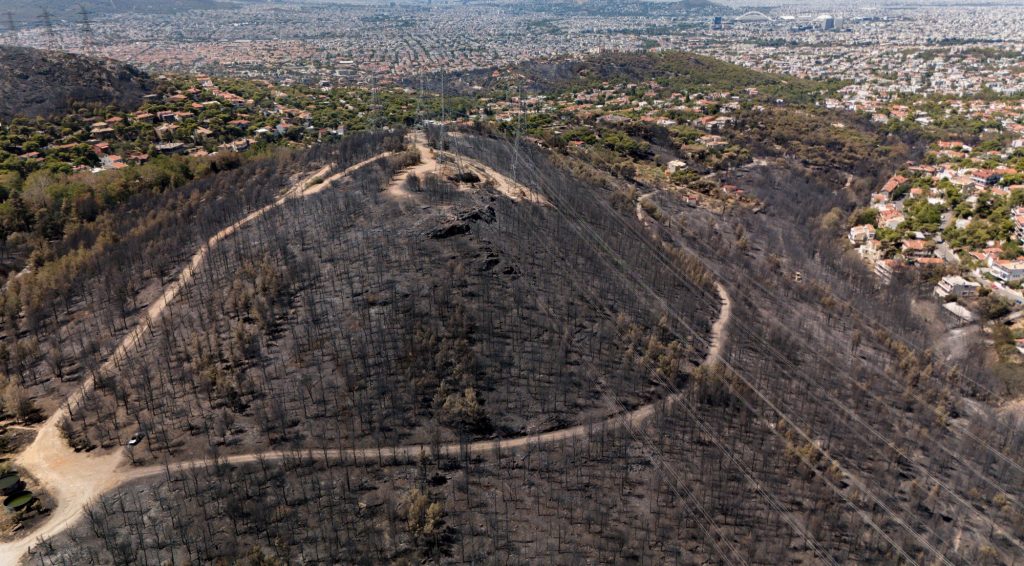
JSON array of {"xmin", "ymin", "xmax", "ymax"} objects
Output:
[{"xmin": 59, "ymin": 133, "xmax": 717, "ymax": 460}]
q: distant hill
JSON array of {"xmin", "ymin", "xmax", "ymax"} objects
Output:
[
  {"xmin": 502, "ymin": 0, "xmax": 720, "ymax": 16},
  {"xmin": 0, "ymin": 0, "xmax": 236, "ymax": 21},
  {"xmin": 416, "ymin": 50, "xmax": 828, "ymax": 102},
  {"xmin": 0, "ymin": 46, "xmax": 151, "ymax": 120}
]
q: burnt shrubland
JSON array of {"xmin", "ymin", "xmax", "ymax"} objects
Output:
[
  {"xmin": 640, "ymin": 153, "xmax": 1024, "ymax": 563},
  {"xmin": 0, "ymin": 131, "xmax": 404, "ymax": 424},
  {"xmin": 25, "ymin": 132, "xmax": 1024, "ymax": 565},
  {"xmin": 60, "ymin": 133, "xmax": 715, "ymax": 460}
]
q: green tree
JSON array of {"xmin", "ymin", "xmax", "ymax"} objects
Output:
[{"xmin": 404, "ymin": 488, "xmax": 445, "ymax": 549}]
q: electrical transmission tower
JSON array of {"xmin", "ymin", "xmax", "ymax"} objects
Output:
[
  {"xmin": 78, "ymin": 5, "xmax": 96, "ymax": 54},
  {"xmin": 369, "ymin": 70, "xmax": 380, "ymax": 131},
  {"xmin": 4, "ymin": 12, "xmax": 16, "ymax": 46},
  {"xmin": 39, "ymin": 9, "xmax": 63, "ymax": 51},
  {"xmin": 415, "ymin": 75, "xmax": 424, "ymax": 131},
  {"xmin": 439, "ymin": 67, "xmax": 448, "ymax": 150},
  {"xmin": 511, "ymin": 80, "xmax": 525, "ymax": 185}
]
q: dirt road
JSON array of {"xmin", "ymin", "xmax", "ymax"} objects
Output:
[
  {"xmin": 0, "ymin": 140, "xmax": 731, "ymax": 564},
  {"xmin": 120, "ymin": 282, "xmax": 731, "ymax": 481},
  {"xmin": 0, "ymin": 153, "xmax": 389, "ymax": 565}
]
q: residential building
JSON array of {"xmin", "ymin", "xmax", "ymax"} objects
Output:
[
  {"xmin": 990, "ymin": 259, "xmax": 1024, "ymax": 283},
  {"xmin": 934, "ymin": 275, "xmax": 981, "ymax": 298},
  {"xmin": 849, "ymin": 224, "xmax": 876, "ymax": 245}
]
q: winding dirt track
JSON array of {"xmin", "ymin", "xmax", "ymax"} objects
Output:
[
  {"xmin": 0, "ymin": 139, "xmax": 731, "ymax": 564},
  {"xmin": 119, "ymin": 281, "xmax": 730, "ymax": 482},
  {"xmin": 0, "ymin": 153, "xmax": 390, "ymax": 565}
]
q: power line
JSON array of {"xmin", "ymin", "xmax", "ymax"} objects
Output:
[
  {"xmin": 490, "ymin": 129, "xmax": 858, "ymax": 563},
  {"xmin": 456, "ymin": 131, "xmax": 947, "ymax": 562}
]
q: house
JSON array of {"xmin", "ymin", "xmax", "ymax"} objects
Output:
[
  {"xmin": 100, "ymin": 154, "xmax": 127, "ymax": 170},
  {"xmin": 935, "ymin": 275, "xmax": 981, "ymax": 298},
  {"xmin": 218, "ymin": 138, "xmax": 252, "ymax": 153},
  {"xmin": 942, "ymin": 302, "xmax": 976, "ymax": 325},
  {"xmin": 276, "ymin": 122, "xmax": 295, "ymax": 136},
  {"xmin": 155, "ymin": 123, "xmax": 179, "ymax": 141},
  {"xmin": 875, "ymin": 259, "xmax": 901, "ymax": 283},
  {"xmin": 971, "ymin": 169, "xmax": 1002, "ymax": 187},
  {"xmin": 155, "ymin": 142, "xmax": 187, "ymax": 155},
  {"xmin": 1013, "ymin": 208, "xmax": 1024, "ymax": 242},
  {"xmin": 90, "ymin": 122, "xmax": 115, "ymax": 138},
  {"xmin": 849, "ymin": 224, "xmax": 876, "ymax": 245},
  {"xmin": 599, "ymin": 114, "xmax": 630, "ymax": 125},
  {"xmin": 858, "ymin": 239, "xmax": 882, "ymax": 264},
  {"xmin": 881, "ymin": 175, "xmax": 908, "ymax": 197},
  {"xmin": 666, "ymin": 160, "xmax": 687, "ymax": 175},
  {"xmin": 990, "ymin": 259, "xmax": 1024, "ymax": 283},
  {"xmin": 879, "ymin": 208, "xmax": 906, "ymax": 229},
  {"xmin": 950, "ymin": 175, "xmax": 975, "ymax": 190},
  {"xmin": 699, "ymin": 134, "xmax": 728, "ymax": 148},
  {"xmin": 901, "ymin": 239, "xmax": 930, "ymax": 258}
]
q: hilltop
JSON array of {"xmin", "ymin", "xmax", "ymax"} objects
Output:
[
  {"xmin": 417, "ymin": 50, "xmax": 830, "ymax": 102},
  {"xmin": 505, "ymin": 0, "xmax": 720, "ymax": 16},
  {"xmin": 18, "ymin": 127, "xmax": 1024, "ymax": 565},
  {"xmin": 0, "ymin": 46, "xmax": 151, "ymax": 120}
]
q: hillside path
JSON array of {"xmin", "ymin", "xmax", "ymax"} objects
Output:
[
  {"xmin": 0, "ymin": 138, "xmax": 730, "ymax": 564},
  {"xmin": 0, "ymin": 152, "xmax": 390, "ymax": 565}
]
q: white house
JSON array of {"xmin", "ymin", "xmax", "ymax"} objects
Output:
[
  {"xmin": 934, "ymin": 275, "xmax": 981, "ymax": 298},
  {"xmin": 849, "ymin": 224, "xmax": 876, "ymax": 245},
  {"xmin": 990, "ymin": 259, "xmax": 1024, "ymax": 283}
]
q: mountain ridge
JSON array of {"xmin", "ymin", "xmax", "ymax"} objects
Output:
[{"xmin": 0, "ymin": 46, "xmax": 151, "ymax": 120}]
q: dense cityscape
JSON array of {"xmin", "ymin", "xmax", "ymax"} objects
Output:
[{"xmin": 2, "ymin": 1, "xmax": 1021, "ymax": 93}]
